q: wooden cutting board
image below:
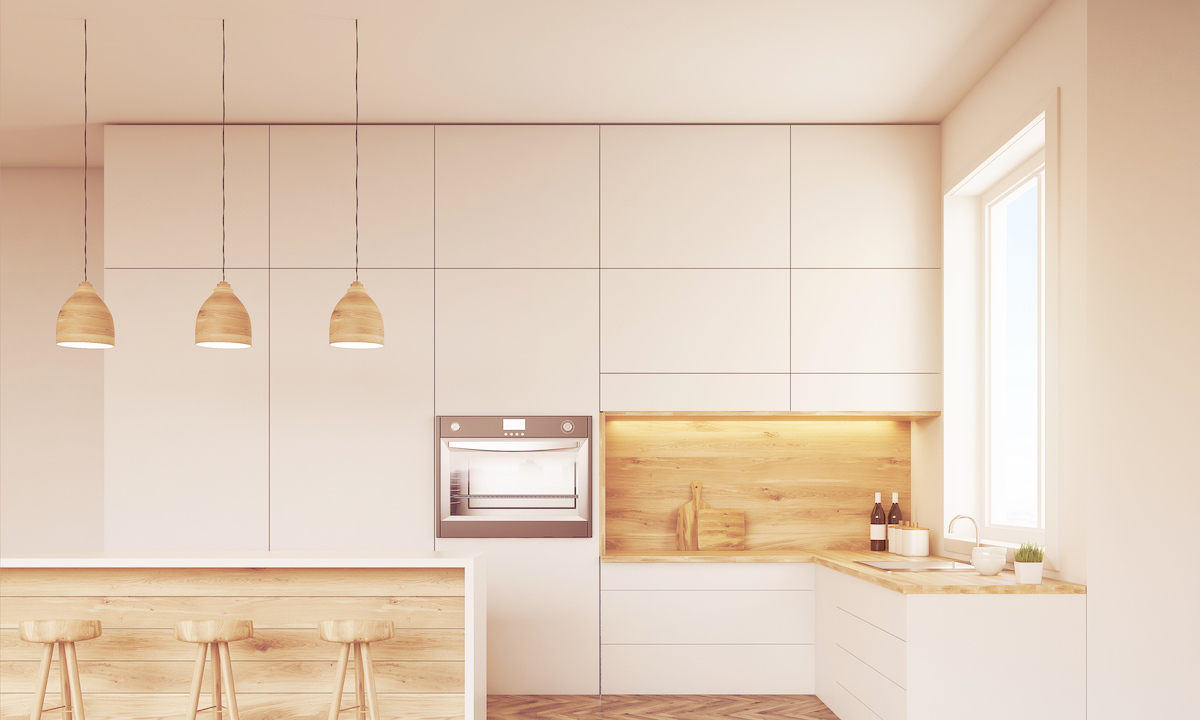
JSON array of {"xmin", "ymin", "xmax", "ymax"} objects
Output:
[
  {"xmin": 675, "ymin": 481, "xmax": 711, "ymax": 551},
  {"xmin": 697, "ymin": 508, "xmax": 746, "ymax": 550}
]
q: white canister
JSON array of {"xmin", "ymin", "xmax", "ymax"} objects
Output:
[
  {"xmin": 888, "ymin": 525, "xmax": 901, "ymax": 554},
  {"xmin": 902, "ymin": 527, "xmax": 930, "ymax": 557}
]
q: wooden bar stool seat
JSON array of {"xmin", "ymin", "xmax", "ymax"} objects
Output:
[
  {"xmin": 174, "ymin": 620, "xmax": 253, "ymax": 720},
  {"xmin": 318, "ymin": 620, "xmax": 394, "ymax": 720},
  {"xmin": 19, "ymin": 620, "xmax": 101, "ymax": 720}
]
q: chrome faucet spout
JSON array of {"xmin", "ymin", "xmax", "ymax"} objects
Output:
[{"xmin": 948, "ymin": 515, "xmax": 980, "ymax": 548}]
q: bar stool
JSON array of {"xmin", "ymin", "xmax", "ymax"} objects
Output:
[
  {"xmin": 318, "ymin": 619, "xmax": 394, "ymax": 720},
  {"xmin": 174, "ymin": 620, "xmax": 253, "ymax": 720},
  {"xmin": 19, "ymin": 620, "xmax": 101, "ymax": 720}
]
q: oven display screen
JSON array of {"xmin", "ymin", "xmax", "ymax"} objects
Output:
[{"xmin": 503, "ymin": 418, "xmax": 526, "ymax": 431}]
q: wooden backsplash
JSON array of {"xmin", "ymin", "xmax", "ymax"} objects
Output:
[{"xmin": 602, "ymin": 417, "xmax": 911, "ymax": 552}]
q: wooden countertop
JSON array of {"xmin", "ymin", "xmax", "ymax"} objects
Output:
[
  {"xmin": 0, "ymin": 552, "xmax": 482, "ymax": 569},
  {"xmin": 602, "ymin": 549, "xmax": 1086, "ymax": 595}
]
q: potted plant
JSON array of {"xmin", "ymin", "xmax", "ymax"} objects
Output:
[{"xmin": 1014, "ymin": 542, "xmax": 1045, "ymax": 584}]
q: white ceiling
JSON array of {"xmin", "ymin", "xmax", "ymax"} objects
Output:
[{"xmin": 0, "ymin": 0, "xmax": 1054, "ymax": 167}]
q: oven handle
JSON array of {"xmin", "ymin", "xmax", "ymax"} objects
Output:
[
  {"xmin": 452, "ymin": 494, "xmax": 579, "ymax": 499},
  {"xmin": 446, "ymin": 440, "xmax": 581, "ymax": 452}
]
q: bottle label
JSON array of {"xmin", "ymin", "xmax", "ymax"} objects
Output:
[{"xmin": 870, "ymin": 525, "xmax": 886, "ymax": 540}]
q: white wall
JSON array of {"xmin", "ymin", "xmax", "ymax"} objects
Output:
[
  {"xmin": 0, "ymin": 168, "xmax": 105, "ymax": 555},
  {"xmin": 1086, "ymin": 0, "xmax": 1200, "ymax": 716},
  {"xmin": 937, "ymin": 0, "xmax": 1087, "ymax": 582}
]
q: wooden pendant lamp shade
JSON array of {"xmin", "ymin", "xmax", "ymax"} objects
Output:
[
  {"xmin": 330, "ymin": 281, "xmax": 384, "ymax": 348},
  {"xmin": 56, "ymin": 280, "xmax": 116, "ymax": 348},
  {"xmin": 196, "ymin": 281, "xmax": 252, "ymax": 348}
]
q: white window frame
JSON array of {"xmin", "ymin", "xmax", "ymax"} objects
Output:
[{"xmin": 981, "ymin": 153, "xmax": 1046, "ymax": 546}]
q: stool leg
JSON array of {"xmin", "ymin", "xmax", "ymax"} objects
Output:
[
  {"xmin": 211, "ymin": 642, "xmax": 222, "ymax": 720},
  {"xmin": 353, "ymin": 643, "xmax": 366, "ymax": 720},
  {"xmin": 359, "ymin": 642, "xmax": 380, "ymax": 720},
  {"xmin": 218, "ymin": 642, "xmax": 240, "ymax": 720},
  {"xmin": 58, "ymin": 644, "xmax": 70, "ymax": 720},
  {"xmin": 63, "ymin": 643, "xmax": 84, "ymax": 720},
  {"xmin": 186, "ymin": 643, "xmax": 207, "ymax": 720},
  {"xmin": 30, "ymin": 643, "xmax": 53, "ymax": 720},
  {"xmin": 328, "ymin": 642, "xmax": 350, "ymax": 720}
]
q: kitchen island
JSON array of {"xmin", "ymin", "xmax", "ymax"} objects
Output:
[{"xmin": 0, "ymin": 553, "xmax": 485, "ymax": 720}]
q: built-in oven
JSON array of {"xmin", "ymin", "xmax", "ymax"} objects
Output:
[{"xmin": 436, "ymin": 416, "xmax": 591, "ymax": 538}]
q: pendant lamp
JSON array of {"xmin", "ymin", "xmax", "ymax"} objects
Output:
[
  {"xmin": 57, "ymin": 19, "xmax": 115, "ymax": 349},
  {"xmin": 196, "ymin": 19, "xmax": 252, "ymax": 349},
  {"xmin": 330, "ymin": 19, "xmax": 384, "ymax": 349}
]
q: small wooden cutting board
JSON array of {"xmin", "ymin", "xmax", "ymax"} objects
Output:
[
  {"xmin": 697, "ymin": 508, "xmax": 747, "ymax": 550},
  {"xmin": 675, "ymin": 481, "xmax": 711, "ymax": 551}
]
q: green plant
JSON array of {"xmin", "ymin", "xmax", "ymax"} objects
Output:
[{"xmin": 1015, "ymin": 542, "xmax": 1044, "ymax": 563}]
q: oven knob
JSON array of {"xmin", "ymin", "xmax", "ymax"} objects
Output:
[
  {"xmin": 561, "ymin": 420, "xmax": 575, "ymax": 434},
  {"xmin": 450, "ymin": 422, "xmax": 461, "ymax": 432}
]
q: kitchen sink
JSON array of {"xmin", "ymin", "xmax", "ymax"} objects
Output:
[{"xmin": 856, "ymin": 560, "xmax": 975, "ymax": 572}]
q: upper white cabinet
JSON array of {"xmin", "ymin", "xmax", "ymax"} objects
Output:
[
  {"xmin": 105, "ymin": 125, "xmax": 269, "ymax": 269},
  {"xmin": 435, "ymin": 125, "xmax": 599, "ymax": 268},
  {"xmin": 792, "ymin": 269, "xmax": 942, "ymax": 373},
  {"xmin": 269, "ymin": 268, "xmax": 434, "ymax": 552},
  {"xmin": 600, "ymin": 125, "xmax": 790, "ymax": 268},
  {"xmin": 103, "ymin": 268, "xmax": 269, "ymax": 552},
  {"xmin": 792, "ymin": 125, "xmax": 941, "ymax": 269},
  {"xmin": 600, "ymin": 373, "xmax": 790, "ymax": 412},
  {"xmin": 601, "ymin": 269, "xmax": 790, "ymax": 373},
  {"xmin": 435, "ymin": 269, "xmax": 600, "ymax": 415},
  {"xmin": 270, "ymin": 125, "xmax": 434, "ymax": 268}
]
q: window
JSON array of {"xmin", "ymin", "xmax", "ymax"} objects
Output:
[{"xmin": 982, "ymin": 154, "xmax": 1045, "ymax": 544}]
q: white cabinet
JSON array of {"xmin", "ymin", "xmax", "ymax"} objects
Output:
[
  {"xmin": 105, "ymin": 125, "xmax": 269, "ymax": 269},
  {"xmin": 791, "ymin": 374, "xmax": 942, "ymax": 412},
  {"xmin": 269, "ymin": 126, "xmax": 434, "ymax": 269},
  {"xmin": 435, "ymin": 269, "xmax": 599, "ymax": 415},
  {"xmin": 435, "ymin": 125, "xmax": 599, "ymax": 268},
  {"xmin": 601, "ymin": 373, "xmax": 790, "ymax": 412},
  {"xmin": 815, "ymin": 566, "xmax": 1085, "ymax": 720},
  {"xmin": 791, "ymin": 125, "xmax": 941, "ymax": 269},
  {"xmin": 601, "ymin": 269, "xmax": 790, "ymax": 373},
  {"xmin": 103, "ymin": 269, "xmax": 269, "ymax": 552},
  {"xmin": 792, "ymin": 269, "xmax": 942, "ymax": 373},
  {"xmin": 268, "ymin": 269, "xmax": 434, "ymax": 552},
  {"xmin": 600, "ymin": 125, "xmax": 790, "ymax": 268},
  {"xmin": 600, "ymin": 562, "xmax": 815, "ymax": 694}
]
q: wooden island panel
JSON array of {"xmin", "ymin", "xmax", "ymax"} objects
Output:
[
  {"xmin": 0, "ymin": 566, "xmax": 468, "ymax": 720},
  {"xmin": 603, "ymin": 417, "xmax": 911, "ymax": 552}
]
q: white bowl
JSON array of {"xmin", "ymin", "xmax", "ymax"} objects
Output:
[
  {"xmin": 971, "ymin": 546, "xmax": 1007, "ymax": 558},
  {"xmin": 971, "ymin": 556, "xmax": 1005, "ymax": 575}
]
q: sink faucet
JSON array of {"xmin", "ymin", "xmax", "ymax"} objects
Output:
[{"xmin": 948, "ymin": 515, "xmax": 980, "ymax": 547}]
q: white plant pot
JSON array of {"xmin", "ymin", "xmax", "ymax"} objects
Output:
[{"xmin": 1014, "ymin": 561, "xmax": 1043, "ymax": 585}]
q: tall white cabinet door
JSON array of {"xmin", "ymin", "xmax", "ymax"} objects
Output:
[
  {"xmin": 358, "ymin": 126, "xmax": 435, "ymax": 268},
  {"xmin": 601, "ymin": 269, "xmax": 790, "ymax": 373},
  {"xmin": 791, "ymin": 125, "xmax": 941, "ymax": 269},
  {"xmin": 269, "ymin": 269, "xmax": 434, "ymax": 552},
  {"xmin": 104, "ymin": 269, "xmax": 269, "ymax": 552},
  {"xmin": 600, "ymin": 125, "xmax": 790, "ymax": 268},
  {"xmin": 792, "ymin": 269, "xmax": 942, "ymax": 373},
  {"xmin": 435, "ymin": 125, "xmax": 599, "ymax": 268},
  {"xmin": 435, "ymin": 269, "xmax": 599, "ymax": 415},
  {"xmin": 105, "ymin": 125, "xmax": 269, "ymax": 269}
]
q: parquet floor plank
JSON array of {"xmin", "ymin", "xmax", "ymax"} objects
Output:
[{"xmin": 488, "ymin": 695, "xmax": 839, "ymax": 720}]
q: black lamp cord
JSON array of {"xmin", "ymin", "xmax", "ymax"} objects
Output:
[
  {"xmin": 355, "ymin": 18, "xmax": 360, "ymax": 283},
  {"xmin": 222, "ymin": 19, "xmax": 227, "ymax": 283},
  {"xmin": 83, "ymin": 19, "xmax": 88, "ymax": 282}
]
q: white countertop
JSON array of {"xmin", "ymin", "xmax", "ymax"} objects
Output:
[{"xmin": 0, "ymin": 551, "xmax": 483, "ymax": 569}]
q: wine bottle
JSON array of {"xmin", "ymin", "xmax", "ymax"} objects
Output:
[
  {"xmin": 887, "ymin": 493, "xmax": 902, "ymax": 552},
  {"xmin": 870, "ymin": 493, "xmax": 887, "ymax": 551}
]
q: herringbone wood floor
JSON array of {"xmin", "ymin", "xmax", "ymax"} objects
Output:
[{"xmin": 488, "ymin": 695, "xmax": 840, "ymax": 719}]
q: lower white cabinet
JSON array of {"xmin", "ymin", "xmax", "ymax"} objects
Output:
[
  {"xmin": 600, "ymin": 562, "xmax": 814, "ymax": 694},
  {"xmin": 815, "ymin": 566, "xmax": 1086, "ymax": 720}
]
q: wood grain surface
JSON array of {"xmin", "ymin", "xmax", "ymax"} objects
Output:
[
  {"xmin": 604, "ymin": 418, "xmax": 911, "ymax": 552},
  {"xmin": 0, "ymin": 567, "xmax": 467, "ymax": 718},
  {"xmin": 696, "ymin": 509, "xmax": 746, "ymax": 550},
  {"xmin": 487, "ymin": 694, "xmax": 838, "ymax": 720}
]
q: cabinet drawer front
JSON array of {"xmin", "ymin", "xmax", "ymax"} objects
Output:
[
  {"xmin": 601, "ymin": 562, "xmax": 815, "ymax": 591},
  {"xmin": 835, "ymin": 608, "xmax": 907, "ymax": 688},
  {"xmin": 601, "ymin": 644, "xmax": 814, "ymax": 694},
  {"xmin": 834, "ymin": 646, "xmax": 906, "ymax": 720},
  {"xmin": 824, "ymin": 681, "xmax": 885, "ymax": 720},
  {"xmin": 832, "ymin": 570, "xmax": 908, "ymax": 640},
  {"xmin": 601, "ymin": 590, "xmax": 814, "ymax": 644}
]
